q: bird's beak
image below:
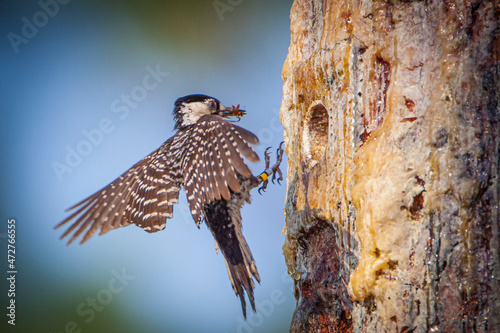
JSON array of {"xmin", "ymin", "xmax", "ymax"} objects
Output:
[{"xmin": 219, "ymin": 104, "xmax": 246, "ymax": 120}]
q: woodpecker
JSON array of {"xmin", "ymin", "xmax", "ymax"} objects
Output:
[{"xmin": 55, "ymin": 94, "xmax": 284, "ymax": 317}]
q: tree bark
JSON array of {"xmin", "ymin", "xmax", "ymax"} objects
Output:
[{"xmin": 281, "ymin": 1, "xmax": 500, "ymax": 332}]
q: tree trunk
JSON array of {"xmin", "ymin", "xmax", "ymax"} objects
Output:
[{"xmin": 280, "ymin": 1, "xmax": 500, "ymax": 332}]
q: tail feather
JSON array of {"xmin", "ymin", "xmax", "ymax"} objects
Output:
[
  {"xmin": 204, "ymin": 199, "xmax": 259, "ymax": 318},
  {"xmin": 224, "ymin": 260, "xmax": 255, "ymax": 317},
  {"xmin": 233, "ymin": 234, "xmax": 260, "ymax": 286}
]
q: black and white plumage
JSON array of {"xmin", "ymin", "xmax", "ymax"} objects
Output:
[{"xmin": 55, "ymin": 94, "xmax": 284, "ymax": 317}]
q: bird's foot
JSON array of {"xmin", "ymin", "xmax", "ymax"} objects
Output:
[{"xmin": 258, "ymin": 142, "xmax": 284, "ymax": 194}]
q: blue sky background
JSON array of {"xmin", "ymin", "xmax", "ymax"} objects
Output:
[{"xmin": 0, "ymin": 1, "xmax": 294, "ymax": 332}]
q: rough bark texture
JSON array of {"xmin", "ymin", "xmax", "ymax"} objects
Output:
[{"xmin": 281, "ymin": 1, "xmax": 500, "ymax": 332}]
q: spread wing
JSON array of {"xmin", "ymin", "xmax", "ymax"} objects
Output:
[
  {"xmin": 55, "ymin": 137, "xmax": 182, "ymax": 245},
  {"xmin": 178, "ymin": 115, "xmax": 259, "ymax": 225}
]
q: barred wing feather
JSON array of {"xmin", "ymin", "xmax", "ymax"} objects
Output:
[
  {"xmin": 180, "ymin": 115, "xmax": 259, "ymax": 225},
  {"xmin": 55, "ymin": 137, "xmax": 182, "ymax": 245}
]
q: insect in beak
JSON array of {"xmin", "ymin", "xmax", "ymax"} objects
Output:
[{"xmin": 220, "ymin": 104, "xmax": 246, "ymax": 122}]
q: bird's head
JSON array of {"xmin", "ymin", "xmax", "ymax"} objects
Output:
[{"xmin": 173, "ymin": 94, "xmax": 245, "ymax": 130}]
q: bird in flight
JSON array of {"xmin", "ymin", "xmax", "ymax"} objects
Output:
[{"xmin": 55, "ymin": 94, "xmax": 284, "ymax": 317}]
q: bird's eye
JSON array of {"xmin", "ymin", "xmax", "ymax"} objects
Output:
[{"xmin": 209, "ymin": 100, "xmax": 219, "ymax": 110}]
